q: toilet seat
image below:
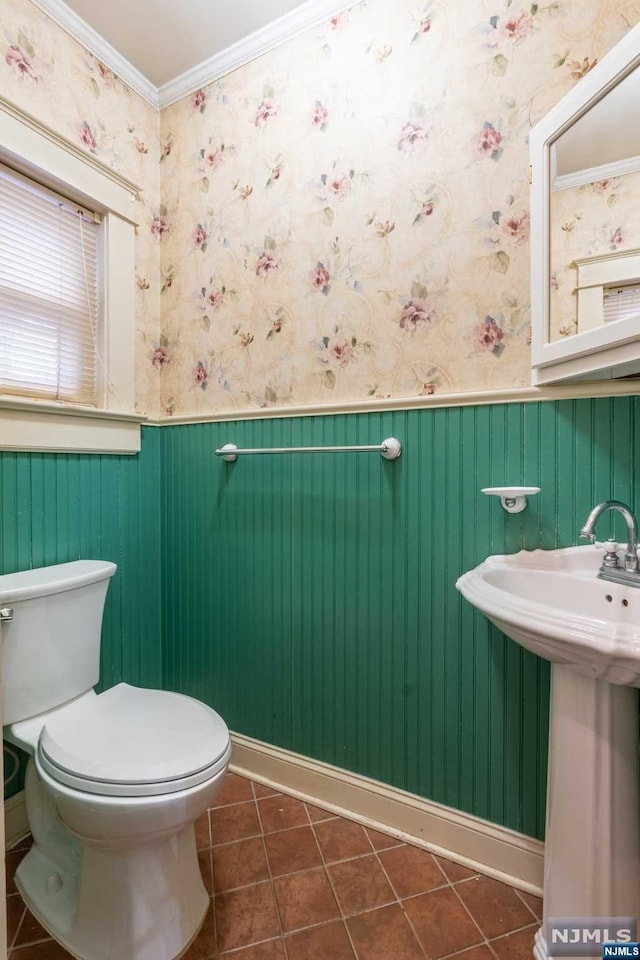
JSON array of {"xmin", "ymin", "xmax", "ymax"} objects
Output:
[{"xmin": 37, "ymin": 682, "xmax": 231, "ymax": 797}]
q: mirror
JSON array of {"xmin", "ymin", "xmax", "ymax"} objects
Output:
[{"xmin": 530, "ymin": 23, "xmax": 640, "ymax": 385}]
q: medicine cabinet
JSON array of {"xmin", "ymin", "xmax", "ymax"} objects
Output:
[{"xmin": 530, "ymin": 22, "xmax": 640, "ymax": 384}]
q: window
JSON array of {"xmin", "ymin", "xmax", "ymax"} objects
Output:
[
  {"xmin": 0, "ymin": 164, "xmax": 100, "ymax": 405},
  {"xmin": 574, "ymin": 248, "xmax": 640, "ymax": 336},
  {"xmin": 602, "ymin": 282, "xmax": 640, "ymax": 325},
  {"xmin": 0, "ymin": 98, "xmax": 142, "ymax": 453}
]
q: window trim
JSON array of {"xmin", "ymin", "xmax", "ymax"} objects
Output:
[{"xmin": 0, "ymin": 94, "xmax": 144, "ymax": 454}]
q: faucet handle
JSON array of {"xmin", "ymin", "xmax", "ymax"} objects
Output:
[
  {"xmin": 600, "ymin": 540, "xmax": 621, "ymax": 568},
  {"xmin": 594, "ymin": 539, "xmax": 619, "ymax": 552}
]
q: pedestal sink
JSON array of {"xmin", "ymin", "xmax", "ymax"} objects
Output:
[{"xmin": 457, "ymin": 545, "xmax": 640, "ymax": 959}]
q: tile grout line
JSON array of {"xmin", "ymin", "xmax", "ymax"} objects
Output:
[
  {"xmin": 371, "ymin": 848, "xmax": 432, "ymax": 960},
  {"xmin": 240, "ymin": 781, "xmax": 541, "ymax": 944},
  {"xmin": 484, "ymin": 935, "xmax": 503, "ymax": 960},
  {"xmin": 487, "ymin": 921, "xmax": 541, "ymax": 949},
  {"xmin": 372, "ymin": 843, "xmax": 453, "ymax": 960},
  {"xmin": 7, "ymin": 776, "xmax": 543, "ymax": 960},
  {"xmin": 9, "ymin": 891, "xmax": 55, "ymax": 953},
  {"xmin": 205, "ymin": 846, "xmax": 449, "ymax": 900},
  {"xmin": 208, "ymin": 786, "xmax": 539, "ymax": 960},
  {"xmin": 10, "ymin": 933, "xmax": 54, "ymax": 952},
  {"xmin": 304, "ymin": 809, "xmax": 462, "ymax": 960},
  {"xmin": 513, "ymin": 886, "xmax": 543, "ymax": 923},
  {"xmin": 448, "ymin": 879, "xmax": 505, "ymax": 959},
  {"xmin": 445, "ymin": 870, "xmax": 542, "ymax": 957},
  {"xmin": 7, "ymin": 899, "xmax": 26, "ymax": 957},
  {"xmin": 299, "ymin": 799, "xmax": 364, "ymax": 956},
  {"xmin": 253, "ymin": 780, "xmax": 289, "ymax": 953},
  {"xmin": 255, "ymin": 795, "xmax": 367, "ymax": 955},
  {"xmin": 441, "ymin": 942, "xmax": 496, "ymax": 960},
  {"xmin": 203, "ymin": 805, "xmax": 217, "ymax": 960},
  {"xmin": 212, "ymin": 791, "xmax": 281, "ymax": 812},
  {"xmin": 210, "ymin": 840, "xmax": 217, "ymax": 960},
  {"xmin": 212, "ymin": 785, "xmax": 284, "ymax": 958},
  {"xmin": 306, "ymin": 802, "xmax": 365, "ymax": 960}
]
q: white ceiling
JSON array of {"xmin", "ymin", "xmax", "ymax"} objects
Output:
[
  {"xmin": 63, "ymin": 0, "xmax": 315, "ymax": 87},
  {"xmin": 33, "ymin": 0, "xmax": 355, "ymax": 106}
]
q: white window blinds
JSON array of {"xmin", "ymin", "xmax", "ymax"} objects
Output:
[
  {"xmin": 0, "ymin": 163, "xmax": 100, "ymax": 405},
  {"xmin": 602, "ymin": 283, "xmax": 640, "ymax": 326}
]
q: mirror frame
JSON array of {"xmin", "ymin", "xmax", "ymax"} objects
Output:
[{"xmin": 530, "ymin": 22, "xmax": 640, "ymax": 384}]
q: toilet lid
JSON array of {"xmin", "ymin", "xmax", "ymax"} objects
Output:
[{"xmin": 38, "ymin": 683, "xmax": 231, "ymax": 796}]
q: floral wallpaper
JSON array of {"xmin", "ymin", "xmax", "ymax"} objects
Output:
[
  {"xmin": 1, "ymin": 0, "xmax": 161, "ymax": 417},
  {"xmin": 550, "ymin": 170, "xmax": 640, "ymax": 339},
  {"xmin": 3, "ymin": 0, "xmax": 640, "ymax": 418},
  {"xmin": 158, "ymin": 0, "xmax": 640, "ymax": 416}
]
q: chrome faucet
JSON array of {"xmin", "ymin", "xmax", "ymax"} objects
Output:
[{"xmin": 579, "ymin": 499, "xmax": 640, "ymax": 586}]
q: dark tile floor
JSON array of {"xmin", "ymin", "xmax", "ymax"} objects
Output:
[{"xmin": 6, "ymin": 773, "xmax": 542, "ymax": 959}]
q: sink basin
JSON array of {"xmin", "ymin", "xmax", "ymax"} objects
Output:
[{"xmin": 456, "ymin": 544, "xmax": 640, "ymax": 687}]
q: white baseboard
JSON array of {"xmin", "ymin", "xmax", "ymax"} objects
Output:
[
  {"xmin": 4, "ymin": 791, "xmax": 28, "ymax": 850},
  {"xmin": 4, "ymin": 736, "xmax": 545, "ymax": 896},
  {"xmin": 230, "ymin": 732, "xmax": 544, "ymax": 896}
]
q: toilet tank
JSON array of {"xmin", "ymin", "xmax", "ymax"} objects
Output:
[{"xmin": 0, "ymin": 560, "xmax": 117, "ymax": 725}]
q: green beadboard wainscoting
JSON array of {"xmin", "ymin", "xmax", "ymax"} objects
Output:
[
  {"xmin": 1, "ymin": 426, "xmax": 163, "ymax": 799},
  {"xmin": 3, "ymin": 398, "xmax": 640, "ymax": 834},
  {"xmin": 161, "ymin": 396, "xmax": 640, "ymax": 842}
]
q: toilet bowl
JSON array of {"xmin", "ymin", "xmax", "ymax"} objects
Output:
[{"xmin": 1, "ymin": 561, "xmax": 231, "ymax": 960}]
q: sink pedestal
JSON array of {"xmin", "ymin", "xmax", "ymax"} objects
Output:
[
  {"xmin": 455, "ymin": 544, "xmax": 640, "ymax": 956},
  {"xmin": 534, "ymin": 664, "xmax": 640, "ymax": 960}
]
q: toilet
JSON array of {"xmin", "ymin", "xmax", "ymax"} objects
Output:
[{"xmin": 1, "ymin": 560, "xmax": 231, "ymax": 960}]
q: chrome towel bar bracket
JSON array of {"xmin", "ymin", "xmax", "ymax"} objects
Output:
[{"xmin": 215, "ymin": 437, "xmax": 402, "ymax": 462}]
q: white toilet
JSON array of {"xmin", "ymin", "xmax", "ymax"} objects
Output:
[{"xmin": 1, "ymin": 559, "xmax": 231, "ymax": 960}]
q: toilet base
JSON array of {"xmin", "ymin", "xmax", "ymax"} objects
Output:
[{"xmin": 16, "ymin": 823, "xmax": 209, "ymax": 960}]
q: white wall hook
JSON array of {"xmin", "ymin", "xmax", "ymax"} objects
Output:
[{"xmin": 481, "ymin": 486, "xmax": 541, "ymax": 514}]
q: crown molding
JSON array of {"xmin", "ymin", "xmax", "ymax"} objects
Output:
[
  {"xmin": 29, "ymin": 0, "xmax": 358, "ymax": 112},
  {"xmin": 552, "ymin": 153, "xmax": 640, "ymax": 192},
  {"xmin": 157, "ymin": 0, "xmax": 359, "ymax": 108},
  {"xmin": 28, "ymin": 0, "xmax": 159, "ymax": 108}
]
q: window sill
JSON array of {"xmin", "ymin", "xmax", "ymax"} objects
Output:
[{"xmin": 0, "ymin": 396, "xmax": 145, "ymax": 454}]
